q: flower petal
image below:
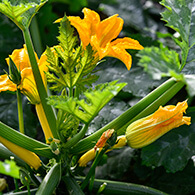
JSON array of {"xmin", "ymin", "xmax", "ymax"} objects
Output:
[
  {"xmin": 107, "ymin": 46, "xmax": 132, "ymax": 70},
  {"xmin": 0, "ymin": 74, "xmax": 16, "ymax": 92},
  {"xmin": 125, "ymin": 101, "xmax": 191, "ymax": 148},
  {"xmin": 19, "ymin": 68, "xmax": 40, "ymax": 104},
  {"xmin": 97, "ymin": 14, "xmax": 123, "ymax": 48},
  {"xmin": 68, "ymin": 16, "xmax": 91, "ymax": 47},
  {"xmin": 90, "ymin": 35, "xmax": 110, "ymax": 59},
  {"xmin": 82, "ymin": 7, "xmax": 100, "ymax": 35},
  {"xmin": 5, "ymin": 45, "xmax": 38, "ymax": 71},
  {"xmin": 111, "ymin": 37, "xmax": 144, "ymax": 50}
]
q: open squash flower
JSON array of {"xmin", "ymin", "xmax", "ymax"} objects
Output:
[
  {"xmin": 0, "ymin": 44, "xmax": 47, "ymax": 104},
  {"xmin": 125, "ymin": 101, "xmax": 191, "ymax": 148},
  {"xmin": 55, "ymin": 8, "xmax": 144, "ymax": 70},
  {"xmin": 0, "ymin": 45, "xmax": 53, "ymax": 143},
  {"xmin": 0, "ymin": 136, "xmax": 41, "ymax": 170}
]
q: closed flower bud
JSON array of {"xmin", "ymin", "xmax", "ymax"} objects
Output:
[
  {"xmin": 7, "ymin": 57, "xmax": 21, "ymax": 85},
  {"xmin": 78, "ymin": 135, "xmax": 127, "ymax": 167},
  {"xmin": 125, "ymin": 101, "xmax": 191, "ymax": 148}
]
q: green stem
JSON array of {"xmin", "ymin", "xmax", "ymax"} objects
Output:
[
  {"xmin": 30, "ymin": 16, "xmax": 43, "ymax": 57},
  {"xmin": 81, "ymin": 148, "xmax": 107, "ymax": 190},
  {"xmin": 27, "ymin": 184, "xmax": 31, "ymax": 195},
  {"xmin": 70, "ymin": 78, "xmax": 184, "ymax": 154},
  {"xmin": 0, "ymin": 121, "xmax": 55, "ymax": 158},
  {"xmin": 14, "ymin": 178, "xmax": 19, "ymax": 192},
  {"xmin": 22, "ymin": 28, "xmax": 58, "ymax": 139},
  {"xmin": 16, "ymin": 89, "xmax": 24, "ymax": 134},
  {"xmin": 63, "ymin": 124, "xmax": 89, "ymax": 149}
]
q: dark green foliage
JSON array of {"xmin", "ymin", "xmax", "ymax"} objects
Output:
[
  {"xmin": 161, "ymin": 0, "xmax": 195, "ymax": 70},
  {"xmin": 137, "ymin": 45, "xmax": 181, "ymax": 80}
]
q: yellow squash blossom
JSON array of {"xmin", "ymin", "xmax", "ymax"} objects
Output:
[
  {"xmin": 55, "ymin": 8, "xmax": 144, "ymax": 70},
  {"xmin": 0, "ymin": 45, "xmax": 53, "ymax": 142},
  {"xmin": 125, "ymin": 101, "xmax": 191, "ymax": 148},
  {"xmin": 78, "ymin": 135, "xmax": 127, "ymax": 167},
  {"xmin": 0, "ymin": 136, "xmax": 41, "ymax": 170}
]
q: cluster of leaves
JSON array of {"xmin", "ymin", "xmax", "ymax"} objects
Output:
[{"xmin": 45, "ymin": 16, "xmax": 126, "ymax": 142}]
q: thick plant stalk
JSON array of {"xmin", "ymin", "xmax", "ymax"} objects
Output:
[
  {"xmin": 63, "ymin": 124, "xmax": 89, "ymax": 149},
  {"xmin": 22, "ymin": 28, "xmax": 58, "ymax": 139},
  {"xmin": 70, "ymin": 79, "xmax": 184, "ymax": 154},
  {"xmin": 17, "ymin": 89, "xmax": 24, "ymax": 134},
  {"xmin": 30, "ymin": 16, "xmax": 43, "ymax": 57}
]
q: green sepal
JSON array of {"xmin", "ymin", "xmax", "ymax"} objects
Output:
[
  {"xmin": 7, "ymin": 57, "xmax": 21, "ymax": 85},
  {"xmin": 0, "ymin": 0, "xmax": 48, "ymax": 30},
  {"xmin": 48, "ymin": 81, "xmax": 127, "ymax": 124}
]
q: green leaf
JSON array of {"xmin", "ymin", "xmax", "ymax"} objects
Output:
[
  {"xmin": 137, "ymin": 46, "xmax": 181, "ymax": 80},
  {"xmin": 161, "ymin": 0, "xmax": 195, "ymax": 71},
  {"xmin": 141, "ymin": 110, "xmax": 195, "ymax": 173},
  {"xmin": 46, "ymin": 16, "xmax": 99, "ymax": 93},
  {"xmin": 0, "ymin": 159, "xmax": 20, "ymax": 179},
  {"xmin": 0, "ymin": 0, "xmax": 48, "ymax": 30},
  {"xmin": 48, "ymin": 81, "xmax": 126, "ymax": 124}
]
